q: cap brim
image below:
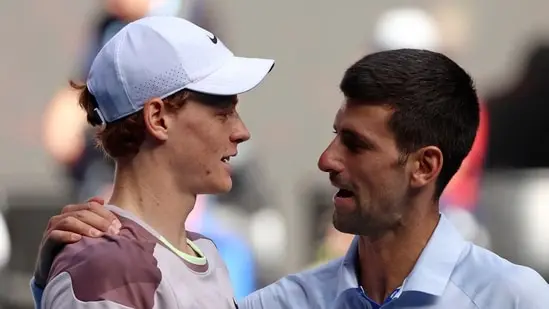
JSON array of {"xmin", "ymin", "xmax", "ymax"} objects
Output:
[{"xmin": 185, "ymin": 56, "xmax": 275, "ymax": 96}]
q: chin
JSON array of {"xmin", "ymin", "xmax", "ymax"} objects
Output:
[
  {"xmin": 333, "ymin": 211, "xmax": 383, "ymax": 236},
  {"xmin": 210, "ymin": 177, "xmax": 233, "ymax": 194},
  {"xmin": 219, "ymin": 181, "xmax": 232, "ymax": 193},
  {"xmin": 197, "ymin": 174, "xmax": 233, "ymax": 195},
  {"xmin": 332, "ymin": 211, "xmax": 358, "ymax": 234}
]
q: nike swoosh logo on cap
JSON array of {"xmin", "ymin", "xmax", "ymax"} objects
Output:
[{"xmin": 207, "ymin": 34, "xmax": 218, "ymax": 44}]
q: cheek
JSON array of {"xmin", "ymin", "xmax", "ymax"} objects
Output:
[
  {"xmin": 177, "ymin": 122, "xmax": 229, "ymax": 170},
  {"xmin": 349, "ymin": 155, "xmax": 403, "ymax": 202},
  {"xmin": 180, "ymin": 119, "xmax": 221, "ymax": 147},
  {"xmin": 348, "ymin": 155, "xmax": 382, "ymax": 189},
  {"xmin": 166, "ymin": 135, "xmax": 216, "ymax": 187}
]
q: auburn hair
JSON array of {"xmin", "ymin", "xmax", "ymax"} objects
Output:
[{"xmin": 70, "ymin": 81, "xmax": 190, "ymax": 159}]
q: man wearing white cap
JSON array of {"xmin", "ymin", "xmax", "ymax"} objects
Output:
[{"xmin": 37, "ymin": 16, "xmax": 273, "ymax": 309}]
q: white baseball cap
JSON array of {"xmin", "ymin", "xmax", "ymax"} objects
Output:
[{"xmin": 87, "ymin": 16, "xmax": 275, "ymax": 124}]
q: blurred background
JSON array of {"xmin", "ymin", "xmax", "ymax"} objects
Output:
[{"xmin": 1, "ymin": 0, "xmax": 549, "ymax": 308}]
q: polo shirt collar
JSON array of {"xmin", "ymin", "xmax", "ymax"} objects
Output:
[{"xmin": 336, "ymin": 214, "xmax": 467, "ymax": 297}]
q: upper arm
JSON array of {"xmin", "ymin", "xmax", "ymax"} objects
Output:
[
  {"xmin": 43, "ymin": 272, "xmax": 136, "ymax": 309},
  {"xmin": 43, "ymin": 238, "xmax": 163, "ymax": 309},
  {"xmin": 474, "ymin": 266, "xmax": 549, "ymax": 308}
]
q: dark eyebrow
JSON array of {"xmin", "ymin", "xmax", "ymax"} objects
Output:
[{"xmin": 340, "ymin": 127, "xmax": 378, "ymax": 149}]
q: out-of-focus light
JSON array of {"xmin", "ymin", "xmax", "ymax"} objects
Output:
[
  {"xmin": 518, "ymin": 177, "xmax": 549, "ymax": 270},
  {"xmin": 249, "ymin": 208, "xmax": 286, "ymax": 264},
  {"xmin": 374, "ymin": 7, "xmax": 440, "ymax": 51},
  {"xmin": 0, "ymin": 211, "xmax": 10, "ymax": 269},
  {"xmin": 443, "ymin": 207, "xmax": 491, "ymax": 249},
  {"xmin": 41, "ymin": 88, "xmax": 87, "ymax": 165},
  {"xmin": 148, "ymin": 0, "xmax": 183, "ymax": 17}
]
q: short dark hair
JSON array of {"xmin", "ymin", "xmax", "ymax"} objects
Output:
[{"xmin": 340, "ymin": 49, "xmax": 480, "ymax": 198}]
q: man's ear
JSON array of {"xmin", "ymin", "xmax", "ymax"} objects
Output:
[
  {"xmin": 409, "ymin": 146, "xmax": 443, "ymax": 189},
  {"xmin": 143, "ymin": 98, "xmax": 169, "ymax": 141}
]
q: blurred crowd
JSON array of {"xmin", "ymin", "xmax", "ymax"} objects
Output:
[{"xmin": 1, "ymin": 1, "xmax": 549, "ymax": 308}]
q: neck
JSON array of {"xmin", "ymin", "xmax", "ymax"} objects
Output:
[
  {"xmin": 108, "ymin": 154, "xmax": 196, "ymax": 253},
  {"xmin": 357, "ymin": 199, "xmax": 440, "ymax": 304}
]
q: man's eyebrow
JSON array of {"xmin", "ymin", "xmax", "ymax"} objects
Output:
[
  {"xmin": 340, "ymin": 127, "xmax": 378, "ymax": 147},
  {"xmin": 333, "ymin": 118, "xmax": 375, "ymax": 144}
]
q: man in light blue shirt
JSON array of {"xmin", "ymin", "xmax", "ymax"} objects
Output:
[
  {"xmin": 243, "ymin": 214, "xmax": 549, "ymax": 308},
  {"xmin": 31, "ymin": 49, "xmax": 549, "ymax": 308}
]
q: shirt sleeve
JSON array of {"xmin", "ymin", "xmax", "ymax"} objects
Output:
[
  {"xmin": 41, "ymin": 237, "xmax": 164, "ymax": 309},
  {"xmin": 43, "ymin": 272, "xmax": 138, "ymax": 309},
  {"xmin": 240, "ymin": 279, "xmax": 296, "ymax": 309},
  {"xmin": 474, "ymin": 266, "xmax": 549, "ymax": 308},
  {"xmin": 242, "ymin": 275, "xmax": 327, "ymax": 309},
  {"xmin": 241, "ymin": 261, "xmax": 341, "ymax": 309}
]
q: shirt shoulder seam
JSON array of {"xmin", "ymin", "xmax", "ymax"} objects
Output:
[{"xmin": 447, "ymin": 278, "xmax": 481, "ymax": 309}]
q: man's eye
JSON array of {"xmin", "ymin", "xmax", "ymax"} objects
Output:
[
  {"xmin": 217, "ymin": 109, "xmax": 236, "ymax": 119},
  {"xmin": 341, "ymin": 134, "xmax": 367, "ymax": 153},
  {"xmin": 343, "ymin": 138, "xmax": 360, "ymax": 152}
]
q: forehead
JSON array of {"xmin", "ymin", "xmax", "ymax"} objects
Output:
[{"xmin": 334, "ymin": 100, "xmax": 393, "ymax": 132}]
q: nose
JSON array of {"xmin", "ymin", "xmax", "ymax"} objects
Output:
[
  {"xmin": 318, "ymin": 138, "xmax": 344, "ymax": 174},
  {"xmin": 230, "ymin": 116, "xmax": 251, "ymax": 144}
]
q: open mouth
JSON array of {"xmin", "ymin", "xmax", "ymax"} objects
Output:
[
  {"xmin": 221, "ymin": 156, "xmax": 231, "ymax": 163},
  {"xmin": 335, "ymin": 189, "xmax": 354, "ymax": 198}
]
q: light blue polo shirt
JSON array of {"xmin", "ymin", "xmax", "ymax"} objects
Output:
[{"xmin": 242, "ymin": 215, "xmax": 549, "ymax": 308}]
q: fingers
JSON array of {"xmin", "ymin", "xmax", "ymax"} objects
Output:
[
  {"xmin": 47, "ymin": 230, "xmax": 83, "ymax": 243},
  {"xmin": 56, "ymin": 201, "xmax": 121, "ymax": 234},
  {"xmin": 86, "ymin": 202, "xmax": 121, "ymax": 231},
  {"xmin": 61, "ymin": 201, "xmax": 117, "ymax": 224},
  {"xmin": 60, "ymin": 201, "xmax": 98, "ymax": 214},
  {"xmin": 51, "ymin": 215, "xmax": 106, "ymax": 238},
  {"xmin": 43, "ymin": 199, "xmax": 121, "ymax": 250}
]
